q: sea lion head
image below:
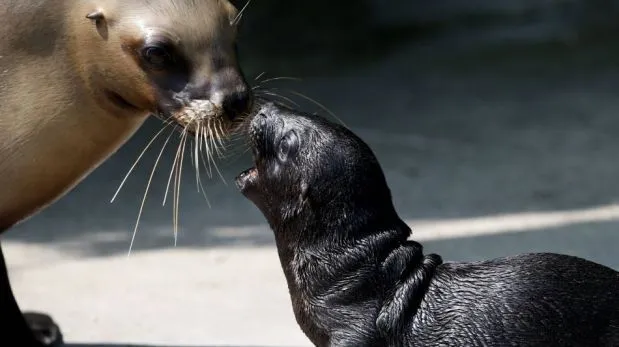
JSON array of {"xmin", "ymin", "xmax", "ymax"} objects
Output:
[
  {"xmin": 74, "ymin": 0, "xmax": 252, "ymax": 137},
  {"xmin": 236, "ymin": 102, "xmax": 398, "ymax": 244}
]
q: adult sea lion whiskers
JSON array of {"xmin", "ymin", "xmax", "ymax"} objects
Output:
[
  {"xmin": 114, "ymin": 113, "xmax": 243, "ymax": 256},
  {"xmin": 232, "ymin": 0, "xmax": 254, "ymax": 26}
]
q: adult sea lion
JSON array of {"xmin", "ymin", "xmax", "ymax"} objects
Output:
[
  {"xmin": 236, "ymin": 102, "xmax": 619, "ymax": 347},
  {"xmin": 0, "ymin": 0, "xmax": 252, "ymax": 345}
]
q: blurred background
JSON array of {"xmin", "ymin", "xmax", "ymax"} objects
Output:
[{"xmin": 4, "ymin": 0, "xmax": 619, "ymax": 346}]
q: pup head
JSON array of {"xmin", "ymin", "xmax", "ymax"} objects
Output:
[{"xmin": 236, "ymin": 102, "xmax": 400, "ymax": 245}]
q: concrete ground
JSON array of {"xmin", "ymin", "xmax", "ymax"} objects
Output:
[{"xmin": 4, "ymin": 39, "xmax": 619, "ymax": 346}]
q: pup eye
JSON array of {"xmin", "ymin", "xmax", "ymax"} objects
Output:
[
  {"xmin": 141, "ymin": 45, "xmax": 174, "ymax": 70},
  {"xmin": 278, "ymin": 130, "xmax": 299, "ymax": 162}
]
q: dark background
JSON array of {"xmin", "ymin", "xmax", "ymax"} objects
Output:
[
  {"xmin": 231, "ymin": 0, "xmax": 619, "ymax": 75},
  {"xmin": 7, "ymin": 0, "xmax": 619, "ymax": 265}
]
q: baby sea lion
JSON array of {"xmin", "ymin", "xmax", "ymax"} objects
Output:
[
  {"xmin": 236, "ymin": 102, "xmax": 619, "ymax": 347},
  {"xmin": 0, "ymin": 0, "xmax": 252, "ymax": 345}
]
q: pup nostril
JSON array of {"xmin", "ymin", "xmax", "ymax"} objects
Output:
[
  {"xmin": 251, "ymin": 112, "xmax": 268, "ymax": 136},
  {"xmin": 256, "ymin": 113, "xmax": 267, "ymax": 127}
]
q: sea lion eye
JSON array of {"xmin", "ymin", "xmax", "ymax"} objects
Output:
[
  {"xmin": 278, "ymin": 130, "xmax": 299, "ymax": 162},
  {"xmin": 141, "ymin": 45, "xmax": 174, "ymax": 70}
]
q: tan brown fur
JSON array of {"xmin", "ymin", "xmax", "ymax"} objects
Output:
[{"xmin": 0, "ymin": 0, "xmax": 247, "ymax": 230}]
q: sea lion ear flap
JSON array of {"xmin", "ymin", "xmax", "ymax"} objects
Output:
[
  {"xmin": 85, "ymin": 10, "xmax": 109, "ymax": 39},
  {"xmin": 85, "ymin": 10, "xmax": 105, "ymax": 21}
]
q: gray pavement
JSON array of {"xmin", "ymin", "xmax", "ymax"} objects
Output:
[{"xmin": 4, "ymin": 40, "xmax": 619, "ymax": 346}]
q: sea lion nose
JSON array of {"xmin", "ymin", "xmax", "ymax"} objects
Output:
[
  {"xmin": 194, "ymin": 66, "xmax": 253, "ymax": 121},
  {"xmin": 252, "ymin": 111, "xmax": 267, "ymax": 129},
  {"xmin": 221, "ymin": 86, "xmax": 252, "ymax": 120},
  {"xmin": 250, "ymin": 108, "xmax": 271, "ymax": 136},
  {"xmin": 255, "ymin": 102, "xmax": 277, "ymax": 119}
]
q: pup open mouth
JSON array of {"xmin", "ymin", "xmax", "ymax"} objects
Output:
[
  {"xmin": 235, "ymin": 166, "xmax": 258, "ymax": 193},
  {"xmin": 235, "ymin": 136, "xmax": 260, "ymax": 193},
  {"xmin": 235, "ymin": 105, "xmax": 265, "ymax": 193}
]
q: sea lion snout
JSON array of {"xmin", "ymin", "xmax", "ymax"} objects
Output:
[
  {"xmin": 217, "ymin": 72, "xmax": 253, "ymax": 121},
  {"xmin": 189, "ymin": 67, "xmax": 253, "ymax": 121},
  {"xmin": 249, "ymin": 102, "xmax": 278, "ymax": 138},
  {"xmin": 221, "ymin": 87, "xmax": 252, "ymax": 120},
  {"xmin": 250, "ymin": 108, "xmax": 269, "ymax": 136},
  {"xmin": 166, "ymin": 66, "xmax": 253, "ymax": 131},
  {"xmin": 251, "ymin": 101, "xmax": 287, "ymax": 128}
]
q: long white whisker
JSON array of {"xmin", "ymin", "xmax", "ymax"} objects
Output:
[
  {"xmin": 196, "ymin": 175, "xmax": 212, "ymax": 208},
  {"xmin": 211, "ymin": 120, "xmax": 220, "ymax": 156},
  {"xmin": 232, "ymin": 0, "xmax": 252, "ymax": 25},
  {"xmin": 200, "ymin": 126, "xmax": 214, "ymax": 179},
  {"xmin": 211, "ymin": 155, "xmax": 227, "ymax": 185},
  {"xmin": 127, "ymin": 126, "xmax": 176, "ymax": 257},
  {"xmin": 194, "ymin": 125, "xmax": 212, "ymax": 207},
  {"xmin": 251, "ymin": 76, "xmax": 303, "ymax": 91},
  {"xmin": 209, "ymin": 136, "xmax": 227, "ymax": 185},
  {"xmin": 215, "ymin": 121, "xmax": 226, "ymax": 156},
  {"xmin": 255, "ymin": 76, "xmax": 303, "ymax": 86},
  {"xmin": 193, "ymin": 123, "xmax": 201, "ymax": 192},
  {"xmin": 208, "ymin": 119, "xmax": 218, "ymax": 161},
  {"xmin": 201, "ymin": 124, "xmax": 214, "ymax": 178},
  {"xmin": 282, "ymin": 89, "xmax": 345, "ymax": 126},
  {"xmin": 203, "ymin": 119, "xmax": 226, "ymax": 184},
  {"xmin": 111, "ymin": 123, "xmax": 171, "ymax": 203},
  {"xmin": 254, "ymin": 71, "xmax": 266, "ymax": 81},
  {"xmin": 255, "ymin": 90, "xmax": 300, "ymax": 108},
  {"xmin": 163, "ymin": 127, "xmax": 184, "ymax": 206},
  {"xmin": 212, "ymin": 126, "xmax": 225, "ymax": 167},
  {"xmin": 190, "ymin": 124, "xmax": 212, "ymax": 206},
  {"xmin": 173, "ymin": 129, "xmax": 189, "ymax": 246}
]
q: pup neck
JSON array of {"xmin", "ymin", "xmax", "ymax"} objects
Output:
[{"xmin": 273, "ymin": 215, "xmax": 443, "ymax": 346}]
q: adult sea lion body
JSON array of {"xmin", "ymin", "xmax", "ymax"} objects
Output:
[
  {"xmin": 236, "ymin": 102, "xmax": 619, "ymax": 347},
  {"xmin": 0, "ymin": 0, "xmax": 252, "ymax": 345}
]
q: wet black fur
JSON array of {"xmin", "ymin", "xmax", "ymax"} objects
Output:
[{"xmin": 237, "ymin": 103, "xmax": 619, "ymax": 347}]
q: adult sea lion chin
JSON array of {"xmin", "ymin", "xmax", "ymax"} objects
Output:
[
  {"xmin": 237, "ymin": 103, "xmax": 619, "ymax": 347},
  {"xmin": 0, "ymin": 0, "xmax": 252, "ymax": 345}
]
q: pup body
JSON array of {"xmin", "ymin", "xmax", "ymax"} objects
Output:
[
  {"xmin": 237, "ymin": 103, "xmax": 619, "ymax": 347},
  {"xmin": 411, "ymin": 254, "xmax": 619, "ymax": 346}
]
